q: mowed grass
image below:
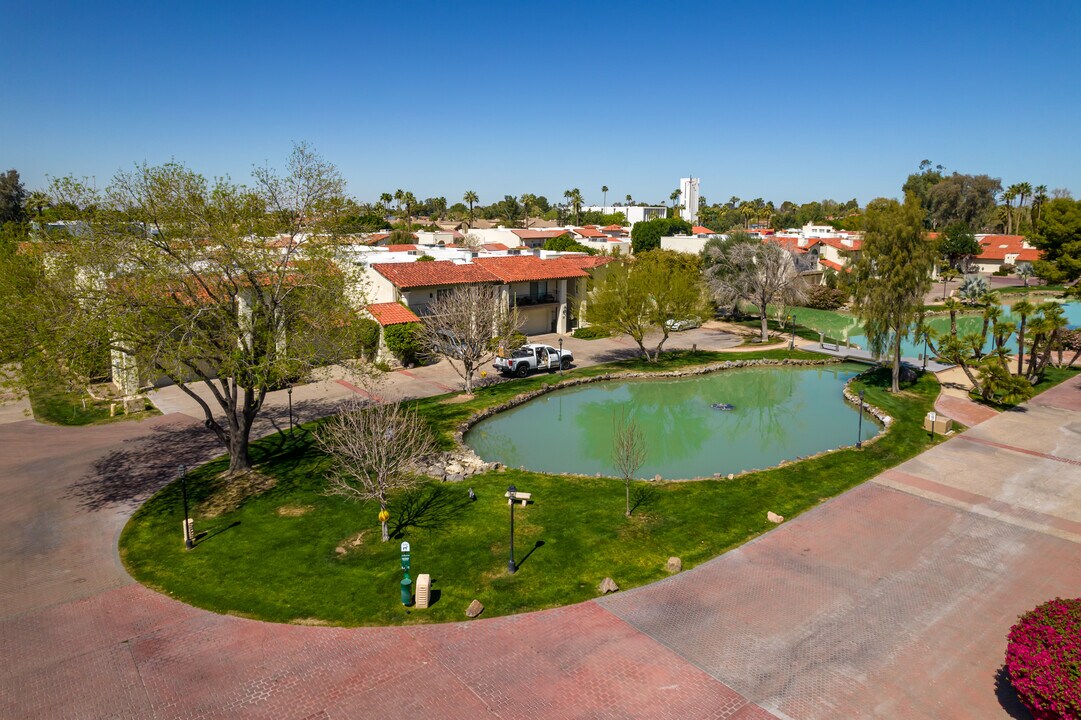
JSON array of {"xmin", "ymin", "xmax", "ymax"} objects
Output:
[
  {"xmin": 28, "ymin": 381, "xmax": 160, "ymax": 426},
  {"xmin": 120, "ymin": 352, "xmax": 940, "ymax": 626}
]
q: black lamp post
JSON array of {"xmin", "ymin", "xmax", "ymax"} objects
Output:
[
  {"xmin": 507, "ymin": 484, "xmax": 517, "ymax": 574},
  {"xmin": 856, "ymin": 389, "xmax": 865, "ymax": 449},
  {"xmin": 287, "ymin": 384, "xmax": 293, "ymax": 431},
  {"xmin": 558, "ymin": 337, "xmax": 564, "ymax": 374},
  {"xmin": 180, "ymin": 463, "xmax": 193, "ymax": 549}
]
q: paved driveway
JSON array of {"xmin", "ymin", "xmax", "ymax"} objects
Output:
[{"xmin": 4, "ymin": 372, "xmax": 1080, "ymax": 718}]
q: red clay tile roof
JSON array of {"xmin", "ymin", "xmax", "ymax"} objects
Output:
[
  {"xmin": 818, "ymin": 258, "xmax": 848, "ymax": 272},
  {"xmin": 367, "ymin": 302, "xmax": 421, "ymax": 326},
  {"xmin": 816, "ymin": 236, "xmax": 863, "ymax": 251},
  {"xmin": 573, "ymin": 227, "xmax": 606, "ymax": 238},
  {"xmin": 765, "ymin": 237, "xmax": 817, "ymax": 253},
  {"xmin": 473, "ymin": 255, "xmax": 589, "ymax": 282},
  {"xmin": 692, "ymin": 225, "xmax": 717, "ymax": 235},
  {"xmin": 482, "ymin": 243, "xmax": 510, "ymax": 251},
  {"xmin": 556, "ymin": 255, "xmax": 615, "ymax": 270},
  {"xmin": 601, "ymin": 224, "xmax": 624, "ymax": 231},
  {"xmin": 371, "ymin": 261, "xmax": 497, "ymax": 289},
  {"xmin": 386, "ymin": 244, "xmax": 417, "ymax": 252},
  {"xmin": 976, "ymin": 235, "xmax": 1041, "ymax": 262}
]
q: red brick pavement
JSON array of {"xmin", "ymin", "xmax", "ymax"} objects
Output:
[{"xmin": 934, "ymin": 392, "xmax": 999, "ymax": 428}]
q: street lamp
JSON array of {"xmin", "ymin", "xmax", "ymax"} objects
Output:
[
  {"xmin": 180, "ymin": 463, "xmax": 193, "ymax": 550},
  {"xmin": 558, "ymin": 337, "xmax": 564, "ymax": 374},
  {"xmin": 507, "ymin": 484, "xmax": 517, "ymax": 574},
  {"xmin": 287, "ymin": 384, "xmax": 293, "ymax": 431},
  {"xmin": 856, "ymin": 389, "xmax": 865, "ymax": 449}
]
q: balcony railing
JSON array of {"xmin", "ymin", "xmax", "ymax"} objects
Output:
[{"xmin": 512, "ymin": 293, "xmax": 557, "ymax": 306}]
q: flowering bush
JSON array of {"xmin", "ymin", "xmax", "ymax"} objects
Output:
[{"xmin": 1005, "ymin": 597, "xmax": 1081, "ymax": 720}]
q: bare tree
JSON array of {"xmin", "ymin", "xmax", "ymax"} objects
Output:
[
  {"xmin": 612, "ymin": 408, "xmax": 647, "ymax": 517},
  {"xmin": 708, "ymin": 242, "xmax": 806, "ymax": 343},
  {"xmin": 316, "ymin": 400, "xmax": 436, "ymax": 542},
  {"xmin": 416, "ymin": 284, "xmax": 520, "ymax": 394},
  {"xmin": 460, "ymin": 232, "xmax": 484, "ymax": 252}
]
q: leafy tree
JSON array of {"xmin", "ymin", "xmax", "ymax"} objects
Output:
[
  {"xmin": 1032, "ymin": 198, "xmax": 1081, "ymax": 283},
  {"xmin": 707, "ymin": 241, "xmax": 806, "ymax": 342},
  {"xmin": 316, "ymin": 400, "xmax": 436, "ymax": 542},
  {"xmin": 584, "ymin": 250, "xmax": 710, "ymax": 361},
  {"xmin": 846, "ymin": 195, "xmax": 935, "ymax": 392},
  {"xmin": 0, "ymin": 169, "xmax": 27, "ymax": 225},
  {"xmin": 630, "ymin": 217, "xmax": 692, "ymax": 254},
  {"xmin": 496, "ymin": 195, "xmax": 522, "ymax": 225},
  {"xmin": 1, "ymin": 144, "xmax": 367, "ymax": 474},
  {"xmin": 543, "ymin": 235, "xmax": 597, "ymax": 255},
  {"xmin": 902, "ymin": 160, "xmax": 945, "ymax": 224},
  {"xmin": 926, "ymin": 173, "xmax": 1002, "ymax": 230},
  {"xmin": 938, "ymin": 222, "xmax": 982, "ymax": 270}
]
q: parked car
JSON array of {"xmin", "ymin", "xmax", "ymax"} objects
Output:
[
  {"xmin": 664, "ymin": 317, "xmax": 702, "ymax": 332},
  {"xmin": 493, "ymin": 343, "xmax": 573, "ymax": 377}
]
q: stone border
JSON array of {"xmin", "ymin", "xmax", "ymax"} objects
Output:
[{"xmin": 438, "ymin": 357, "xmax": 894, "ymax": 482}]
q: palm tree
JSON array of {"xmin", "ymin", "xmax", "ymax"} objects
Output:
[
  {"xmin": 520, "ymin": 193, "xmax": 536, "ymax": 227},
  {"xmin": 379, "ymin": 192, "xmax": 393, "ymax": 217},
  {"xmin": 1002, "ymin": 188, "xmax": 1017, "ymax": 234},
  {"xmin": 564, "ymin": 188, "xmax": 584, "ymax": 224},
  {"xmin": 1012, "ymin": 299, "xmax": 1035, "ymax": 375},
  {"xmin": 25, "ymin": 190, "xmax": 49, "ymax": 218},
  {"xmin": 670, "ymin": 189, "xmax": 681, "ymax": 217},
  {"xmin": 1032, "ymin": 184, "xmax": 1048, "ymax": 229},
  {"xmin": 1017, "ymin": 181, "xmax": 1032, "ymax": 225},
  {"xmin": 463, "ymin": 190, "xmax": 479, "ymax": 228},
  {"xmin": 400, "ymin": 191, "xmax": 416, "ymax": 230},
  {"xmin": 393, "ymin": 189, "xmax": 405, "ymax": 220},
  {"xmin": 601, "ymin": 185, "xmax": 608, "ymax": 209},
  {"xmin": 625, "ymin": 193, "xmax": 633, "ymax": 206}
]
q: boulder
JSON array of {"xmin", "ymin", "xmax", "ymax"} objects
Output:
[
  {"xmin": 445, "ymin": 463, "xmax": 464, "ymax": 476},
  {"xmin": 465, "ymin": 599, "xmax": 484, "ymax": 618},
  {"xmin": 727, "ymin": 473, "xmax": 735, "ymax": 480},
  {"xmin": 767, "ymin": 511, "xmax": 784, "ymax": 524},
  {"xmin": 653, "ymin": 474, "xmax": 662, "ymax": 482},
  {"xmin": 666, "ymin": 557, "xmax": 682, "ymax": 573},
  {"xmin": 447, "ymin": 474, "xmax": 465, "ymax": 483},
  {"xmin": 598, "ymin": 577, "xmax": 620, "ymax": 594}
]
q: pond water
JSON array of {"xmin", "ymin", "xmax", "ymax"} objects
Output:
[
  {"xmin": 788, "ymin": 300, "xmax": 1080, "ymax": 359},
  {"xmin": 464, "ymin": 363, "xmax": 878, "ymax": 479}
]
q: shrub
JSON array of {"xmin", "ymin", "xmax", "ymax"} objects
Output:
[
  {"xmin": 1005, "ymin": 597, "xmax": 1081, "ymax": 720},
  {"xmin": 802, "ymin": 285, "xmax": 848, "ymax": 310},
  {"xmin": 355, "ymin": 318, "xmax": 381, "ymax": 359},
  {"xmin": 383, "ymin": 322, "xmax": 421, "ymax": 365},
  {"xmin": 572, "ymin": 325, "xmax": 611, "ymax": 340},
  {"xmin": 489, "ymin": 331, "xmax": 527, "ymax": 352}
]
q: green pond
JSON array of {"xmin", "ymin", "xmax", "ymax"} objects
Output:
[
  {"xmin": 465, "ymin": 363, "xmax": 878, "ymax": 479},
  {"xmin": 784, "ymin": 301, "xmax": 1081, "ymax": 358}
]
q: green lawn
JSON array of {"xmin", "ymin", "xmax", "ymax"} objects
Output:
[
  {"xmin": 120, "ymin": 352, "xmax": 941, "ymax": 626},
  {"xmin": 28, "ymin": 381, "xmax": 160, "ymax": 426}
]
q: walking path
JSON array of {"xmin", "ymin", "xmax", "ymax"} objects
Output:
[{"xmin": 4, "ymin": 356, "xmax": 1081, "ymax": 717}]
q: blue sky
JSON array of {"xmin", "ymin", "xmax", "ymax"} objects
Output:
[{"xmin": 3, "ymin": 0, "xmax": 1079, "ymax": 207}]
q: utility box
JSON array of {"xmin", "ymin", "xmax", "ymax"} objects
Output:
[
  {"xmin": 923, "ymin": 412, "xmax": 953, "ymax": 435},
  {"xmin": 415, "ymin": 574, "xmax": 431, "ymax": 609}
]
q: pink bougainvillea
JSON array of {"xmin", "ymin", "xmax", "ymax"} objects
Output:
[{"xmin": 1005, "ymin": 597, "xmax": 1081, "ymax": 720}]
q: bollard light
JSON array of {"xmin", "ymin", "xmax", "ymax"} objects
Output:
[
  {"xmin": 180, "ymin": 463, "xmax": 193, "ymax": 549},
  {"xmin": 507, "ymin": 484, "xmax": 517, "ymax": 574}
]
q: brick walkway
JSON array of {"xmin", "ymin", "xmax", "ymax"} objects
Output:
[{"xmin": 3, "ymin": 373, "xmax": 1080, "ymax": 718}]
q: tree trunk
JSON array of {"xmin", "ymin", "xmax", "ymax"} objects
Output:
[
  {"xmin": 228, "ymin": 426, "xmax": 252, "ymax": 474},
  {"xmin": 380, "ymin": 519, "xmax": 389, "ymax": 542},
  {"xmin": 1017, "ymin": 318, "xmax": 1026, "ymax": 375},
  {"xmin": 759, "ymin": 305, "xmax": 770, "ymax": 343},
  {"xmin": 625, "ymin": 479, "xmax": 631, "ymax": 518},
  {"xmin": 891, "ymin": 334, "xmax": 902, "ymax": 393}
]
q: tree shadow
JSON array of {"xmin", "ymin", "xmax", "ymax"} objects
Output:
[
  {"xmin": 516, "ymin": 540, "xmax": 545, "ymax": 569},
  {"xmin": 630, "ymin": 483, "xmax": 659, "ymax": 514},
  {"xmin": 389, "ymin": 484, "xmax": 473, "ymax": 538},
  {"xmin": 66, "ymin": 397, "xmax": 345, "ymax": 513},
  {"xmin": 994, "ymin": 665, "xmax": 1033, "ymax": 720}
]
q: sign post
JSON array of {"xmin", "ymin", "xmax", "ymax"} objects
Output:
[{"xmin": 400, "ymin": 541, "xmax": 412, "ymax": 606}]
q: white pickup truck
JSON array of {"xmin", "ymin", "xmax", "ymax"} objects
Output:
[{"xmin": 493, "ymin": 343, "xmax": 573, "ymax": 377}]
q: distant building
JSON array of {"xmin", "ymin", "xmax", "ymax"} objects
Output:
[
  {"xmin": 580, "ymin": 205, "xmax": 666, "ymax": 226},
  {"xmin": 679, "ymin": 178, "xmax": 700, "ymax": 224}
]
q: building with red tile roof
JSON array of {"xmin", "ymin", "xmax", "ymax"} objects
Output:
[
  {"xmin": 370, "ymin": 260, "xmax": 497, "ymax": 289},
  {"xmin": 572, "ymin": 227, "xmax": 607, "ymax": 239},
  {"xmin": 385, "ymin": 244, "xmax": 417, "ymax": 253},
  {"xmin": 366, "ymin": 302, "xmax": 421, "ymax": 326},
  {"xmin": 691, "ymin": 225, "xmax": 717, "ymax": 236},
  {"xmin": 473, "ymin": 255, "xmax": 589, "ymax": 283},
  {"xmin": 972, "ymin": 235, "xmax": 1040, "ymax": 273}
]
